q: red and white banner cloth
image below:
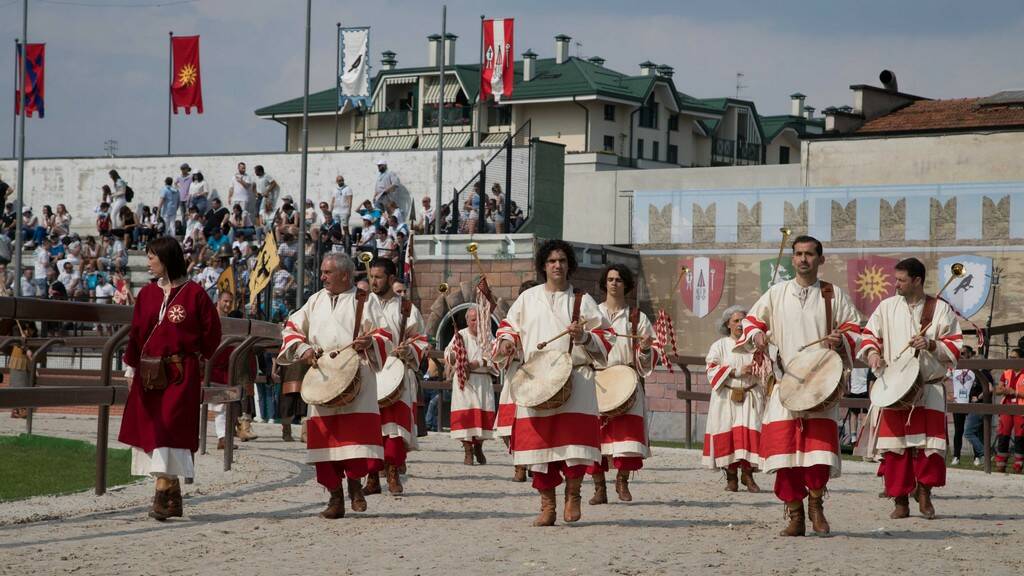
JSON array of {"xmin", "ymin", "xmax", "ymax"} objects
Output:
[
  {"xmin": 445, "ymin": 327, "xmax": 497, "ymax": 441},
  {"xmin": 702, "ymin": 336, "xmax": 765, "ymax": 469},
  {"xmin": 481, "ymin": 18, "xmax": 514, "ymax": 103},
  {"xmin": 373, "ymin": 294, "xmax": 429, "ymax": 450},
  {"xmin": 653, "ymin": 309, "xmax": 676, "ymax": 373}
]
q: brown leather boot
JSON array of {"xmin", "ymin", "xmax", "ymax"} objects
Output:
[
  {"xmin": 890, "ymin": 495, "xmax": 910, "ymax": 519},
  {"xmin": 282, "ymin": 423, "xmax": 294, "ymax": 442},
  {"xmin": 725, "ymin": 468, "xmax": 739, "ymax": 492},
  {"xmin": 533, "ymin": 489, "xmax": 557, "ymax": 527},
  {"xmin": 615, "ymin": 469, "xmax": 633, "ymax": 502},
  {"xmin": 386, "ymin": 464, "xmax": 404, "ymax": 494},
  {"xmin": 513, "ymin": 465, "xmax": 528, "ymax": 482},
  {"xmin": 319, "ymin": 487, "xmax": 345, "ymax": 519},
  {"xmin": 740, "ymin": 468, "xmax": 761, "ymax": 493},
  {"xmin": 236, "ymin": 416, "xmax": 259, "ymax": 441},
  {"xmin": 589, "ymin": 472, "xmax": 608, "ymax": 505},
  {"xmin": 217, "ymin": 437, "xmax": 238, "ymax": 450},
  {"xmin": 779, "ymin": 500, "xmax": 805, "ymax": 537},
  {"xmin": 996, "ymin": 460, "xmax": 1007, "ymax": 473},
  {"xmin": 916, "ymin": 485, "xmax": 935, "ymax": 519},
  {"xmin": 463, "ymin": 442, "xmax": 475, "ymax": 466},
  {"xmin": 807, "ymin": 489, "xmax": 831, "ymax": 535},
  {"xmin": 347, "ymin": 478, "xmax": 367, "ymax": 512},
  {"xmin": 564, "ymin": 477, "xmax": 583, "ymax": 523},
  {"xmin": 166, "ymin": 480, "xmax": 183, "ymax": 518},
  {"xmin": 364, "ymin": 471, "xmax": 382, "ymax": 495},
  {"xmin": 473, "ymin": 441, "xmax": 487, "ymax": 465},
  {"xmin": 148, "ymin": 487, "xmax": 173, "ymax": 521}
]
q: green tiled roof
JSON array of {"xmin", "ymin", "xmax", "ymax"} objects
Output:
[
  {"xmin": 759, "ymin": 114, "xmax": 826, "ymax": 140},
  {"xmin": 694, "ymin": 97, "xmax": 768, "ymax": 139}
]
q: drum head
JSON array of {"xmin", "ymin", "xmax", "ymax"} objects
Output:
[
  {"xmin": 595, "ymin": 365, "xmax": 639, "ymax": 414},
  {"xmin": 376, "ymin": 356, "xmax": 407, "ymax": 402},
  {"xmin": 510, "ymin": 350, "xmax": 573, "ymax": 408},
  {"xmin": 778, "ymin": 348, "xmax": 843, "ymax": 412},
  {"xmin": 870, "ymin": 354, "xmax": 921, "ymax": 408},
  {"xmin": 302, "ymin": 347, "xmax": 361, "ymax": 405}
]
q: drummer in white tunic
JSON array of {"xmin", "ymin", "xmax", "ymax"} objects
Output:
[
  {"xmin": 493, "ymin": 240, "xmax": 614, "ymax": 527},
  {"xmin": 444, "ymin": 306, "xmax": 498, "ymax": 465},
  {"xmin": 278, "ymin": 253, "xmax": 393, "ymax": 519},
  {"xmin": 495, "ymin": 279, "xmax": 539, "ymax": 483},
  {"xmin": 736, "ymin": 235, "xmax": 861, "ymax": 537},
  {"xmin": 860, "ymin": 257, "xmax": 962, "ymax": 520}
]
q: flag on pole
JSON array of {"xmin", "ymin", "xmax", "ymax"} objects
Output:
[
  {"xmin": 216, "ymin": 267, "xmax": 236, "ymax": 299},
  {"xmin": 481, "ymin": 19, "xmax": 514, "ymax": 103},
  {"xmin": 171, "ymin": 35, "xmax": 203, "ymax": 114},
  {"xmin": 15, "ymin": 43, "xmax": 45, "ymax": 118},
  {"xmin": 338, "ymin": 27, "xmax": 371, "ymax": 108},
  {"xmin": 249, "ymin": 233, "xmax": 280, "ymax": 305}
]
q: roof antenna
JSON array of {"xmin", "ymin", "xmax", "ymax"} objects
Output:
[
  {"xmin": 735, "ymin": 72, "xmax": 747, "ymax": 98},
  {"xmin": 575, "ymin": 40, "xmax": 583, "ymax": 58}
]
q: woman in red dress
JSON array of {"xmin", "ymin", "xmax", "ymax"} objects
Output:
[{"xmin": 118, "ymin": 236, "xmax": 221, "ymax": 521}]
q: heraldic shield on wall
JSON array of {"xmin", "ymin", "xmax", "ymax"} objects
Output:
[
  {"xmin": 847, "ymin": 256, "xmax": 899, "ymax": 315},
  {"xmin": 678, "ymin": 257, "xmax": 725, "ymax": 318},
  {"xmin": 760, "ymin": 258, "xmax": 794, "ymax": 292},
  {"xmin": 939, "ymin": 255, "xmax": 993, "ymax": 318}
]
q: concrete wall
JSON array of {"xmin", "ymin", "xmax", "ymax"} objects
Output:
[
  {"xmin": 284, "ymin": 115, "xmax": 359, "ymax": 152},
  {"xmin": 516, "ymin": 102, "xmax": 587, "ymax": 152}
]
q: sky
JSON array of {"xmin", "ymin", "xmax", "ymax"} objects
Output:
[{"xmin": 1, "ymin": 0, "xmax": 1022, "ymax": 159}]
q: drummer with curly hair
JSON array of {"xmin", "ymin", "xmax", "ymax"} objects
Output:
[
  {"xmin": 860, "ymin": 257, "xmax": 962, "ymax": 520},
  {"xmin": 493, "ymin": 239, "xmax": 615, "ymax": 526}
]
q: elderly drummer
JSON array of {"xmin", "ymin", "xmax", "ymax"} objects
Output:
[
  {"xmin": 736, "ymin": 235, "xmax": 861, "ymax": 537},
  {"xmin": 493, "ymin": 239, "xmax": 614, "ymax": 527},
  {"xmin": 444, "ymin": 306, "xmax": 498, "ymax": 465},
  {"xmin": 703, "ymin": 305, "xmax": 765, "ymax": 493},
  {"xmin": 860, "ymin": 257, "xmax": 962, "ymax": 520},
  {"xmin": 585, "ymin": 264, "xmax": 657, "ymax": 505},
  {"xmin": 365, "ymin": 257, "xmax": 429, "ymax": 495},
  {"xmin": 278, "ymin": 252, "xmax": 393, "ymax": 520}
]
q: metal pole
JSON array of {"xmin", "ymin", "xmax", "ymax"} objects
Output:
[
  {"xmin": 11, "ymin": 39, "xmax": 17, "ymax": 159},
  {"xmin": 14, "ymin": 0, "xmax": 27, "ymax": 297},
  {"xmin": 477, "ymin": 160, "xmax": 485, "ymax": 232},
  {"xmin": 475, "ymin": 14, "xmax": 483, "ymax": 147},
  {"xmin": 504, "ymin": 133, "xmax": 512, "ymax": 232},
  {"xmin": 334, "ymin": 22, "xmax": 341, "ymax": 152},
  {"xmin": 983, "ymin": 269, "xmax": 1000, "ymax": 358},
  {"xmin": 434, "ymin": 5, "xmax": 446, "ymax": 225},
  {"xmin": 296, "ymin": 0, "xmax": 312, "ymax": 309},
  {"xmin": 167, "ymin": 31, "xmax": 173, "ymax": 155}
]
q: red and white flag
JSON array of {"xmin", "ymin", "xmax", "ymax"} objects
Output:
[{"xmin": 481, "ymin": 18, "xmax": 514, "ymax": 103}]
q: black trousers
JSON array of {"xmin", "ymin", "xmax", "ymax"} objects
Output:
[{"xmin": 952, "ymin": 413, "xmax": 967, "ymax": 458}]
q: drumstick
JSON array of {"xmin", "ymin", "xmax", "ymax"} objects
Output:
[
  {"xmin": 896, "ymin": 321, "xmax": 931, "ymax": 358},
  {"xmin": 537, "ymin": 328, "xmax": 572, "ymax": 350},
  {"xmin": 798, "ymin": 325, "xmax": 855, "ymax": 352}
]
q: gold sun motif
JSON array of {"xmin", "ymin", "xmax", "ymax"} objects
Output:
[
  {"xmin": 176, "ymin": 63, "xmax": 198, "ymax": 87},
  {"xmin": 856, "ymin": 265, "xmax": 890, "ymax": 302}
]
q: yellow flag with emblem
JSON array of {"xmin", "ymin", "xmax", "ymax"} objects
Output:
[
  {"xmin": 248, "ymin": 233, "xmax": 280, "ymax": 305},
  {"xmin": 217, "ymin": 267, "xmax": 235, "ymax": 299}
]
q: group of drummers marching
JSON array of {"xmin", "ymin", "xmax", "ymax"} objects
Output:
[{"xmin": 277, "ymin": 235, "xmax": 962, "ymax": 535}]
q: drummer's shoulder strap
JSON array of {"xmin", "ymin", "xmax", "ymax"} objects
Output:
[
  {"xmin": 921, "ymin": 296, "xmax": 937, "ymax": 330},
  {"xmin": 399, "ymin": 298, "xmax": 413, "ymax": 342},
  {"xmin": 820, "ymin": 281, "xmax": 834, "ymax": 333},
  {"xmin": 354, "ymin": 289, "xmax": 368, "ymax": 336},
  {"xmin": 569, "ymin": 289, "xmax": 584, "ymax": 354},
  {"xmin": 630, "ymin": 307, "xmax": 640, "ymax": 336}
]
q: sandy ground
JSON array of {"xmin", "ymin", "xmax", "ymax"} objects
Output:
[{"xmin": 1, "ymin": 414, "xmax": 1023, "ymax": 576}]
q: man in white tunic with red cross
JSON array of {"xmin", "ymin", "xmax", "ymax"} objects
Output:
[
  {"xmin": 736, "ymin": 235, "xmax": 861, "ymax": 537},
  {"xmin": 860, "ymin": 257, "xmax": 962, "ymax": 520}
]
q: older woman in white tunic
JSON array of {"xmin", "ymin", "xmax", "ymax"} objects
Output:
[{"xmin": 445, "ymin": 306, "xmax": 498, "ymax": 465}]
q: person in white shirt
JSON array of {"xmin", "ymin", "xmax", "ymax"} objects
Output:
[
  {"xmin": 331, "ymin": 175, "xmax": 353, "ymax": 243},
  {"xmin": 254, "ymin": 165, "xmax": 279, "ymax": 216},
  {"xmin": 57, "ymin": 261, "xmax": 84, "ymax": 299},
  {"xmin": 108, "ymin": 170, "xmax": 128, "ymax": 229},
  {"xmin": 188, "ymin": 172, "xmax": 209, "ymax": 215},
  {"xmin": 33, "ymin": 240, "xmax": 51, "ymax": 295},
  {"xmin": 228, "ymin": 162, "xmax": 257, "ymax": 218},
  {"xmin": 373, "ymin": 159, "xmax": 400, "ymax": 210},
  {"xmin": 93, "ymin": 274, "xmax": 116, "ymax": 303},
  {"xmin": 415, "ymin": 196, "xmax": 435, "ymax": 234},
  {"xmin": 20, "ymin": 268, "xmax": 37, "ymax": 297}
]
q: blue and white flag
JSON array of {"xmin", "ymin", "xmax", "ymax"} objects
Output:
[
  {"xmin": 339, "ymin": 27, "xmax": 371, "ymax": 109},
  {"xmin": 939, "ymin": 255, "xmax": 993, "ymax": 319}
]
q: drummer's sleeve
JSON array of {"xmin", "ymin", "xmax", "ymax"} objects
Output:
[
  {"xmin": 833, "ymin": 289, "xmax": 863, "ymax": 366},
  {"xmin": 933, "ymin": 302, "xmax": 963, "ymax": 366},
  {"xmin": 278, "ymin": 303, "xmax": 313, "ymax": 365},
  {"xmin": 403, "ymin": 305, "xmax": 430, "ymax": 367},
  {"xmin": 735, "ymin": 290, "xmax": 772, "ymax": 353},
  {"xmin": 493, "ymin": 297, "xmax": 524, "ymax": 368},
  {"xmin": 580, "ymin": 295, "xmax": 614, "ymax": 363},
  {"xmin": 361, "ymin": 299, "xmax": 394, "ymax": 371},
  {"xmin": 635, "ymin": 311, "xmax": 659, "ymax": 377},
  {"xmin": 705, "ymin": 339, "xmax": 732, "ymax": 391},
  {"xmin": 858, "ymin": 307, "xmax": 884, "ymax": 362}
]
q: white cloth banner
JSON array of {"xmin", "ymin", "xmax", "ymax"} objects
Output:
[{"xmin": 339, "ymin": 27, "xmax": 370, "ymax": 108}]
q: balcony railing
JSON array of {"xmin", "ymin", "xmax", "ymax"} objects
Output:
[
  {"xmin": 711, "ymin": 138, "xmax": 762, "ymax": 166},
  {"xmin": 736, "ymin": 140, "xmax": 762, "ymax": 165},
  {"xmin": 375, "ymin": 109, "xmax": 414, "ymax": 130},
  {"xmin": 424, "ymin": 106, "xmax": 472, "ymax": 128}
]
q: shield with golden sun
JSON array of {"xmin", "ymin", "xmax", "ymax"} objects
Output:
[{"xmin": 847, "ymin": 256, "xmax": 899, "ymax": 315}]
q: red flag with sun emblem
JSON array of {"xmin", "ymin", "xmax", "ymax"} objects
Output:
[
  {"xmin": 171, "ymin": 35, "xmax": 203, "ymax": 114},
  {"xmin": 847, "ymin": 256, "xmax": 899, "ymax": 315}
]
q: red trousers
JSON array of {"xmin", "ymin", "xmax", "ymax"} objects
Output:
[
  {"xmin": 369, "ymin": 437, "xmax": 408, "ymax": 473},
  {"xmin": 773, "ymin": 465, "xmax": 830, "ymax": 502},
  {"xmin": 531, "ymin": 461, "xmax": 589, "ymax": 491},
  {"xmin": 315, "ymin": 458, "xmax": 376, "ymax": 491},
  {"xmin": 586, "ymin": 455, "xmax": 644, "ymax": 475},
  {"xmin": 880, "ymin": 449, "xmax": 945, "ymax": 497},
  {"xmin": 727, "ymin": 460, "xmax": 753, "ymax": 471}
]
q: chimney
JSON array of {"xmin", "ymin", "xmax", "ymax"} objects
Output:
[
  {"xmin": 522, "ymin": 49, "xmax": 537, "ymax": 82},
  {"xmin": 790, "ymin": 92, "xmax": 806, "ymax": 117},
  {"xmin": 879, "ymin": 69, "xmax": 898, "ymax": 92},
  {"xmin": 639, "ymin": 61, "xmax": 657, "ymax": 76},
  {"xmin": 656, "ymin": 64, "xmax": 674, "ymax": 79},
  {"xmin": 803, "ymin": 105, "xmax": 815, "ymax": 119},
  {"xmin": 444, "ymin": 33, "xmax": 457, "ymax": 66},
  {"xmin": 427, "ymin": 34, "xmax": 441, "ymax": 67},
  {"xmin": 555, "ymin": 34, "xmax": 571, "ymax": 64},
  {"xmin": 587, "ymin": 56, "xmax": 605, "ymax": 67},
  {"xmin": 381, "ymin": 50, "xmax": 397, "ymax": 71}
]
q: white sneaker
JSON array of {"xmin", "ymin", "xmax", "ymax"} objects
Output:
[
  {"xmin": 973, "ymin": 457, "xmax": 983, "ymax": 467},
  {"xmin": 951, "ymin": 457, "xmax": 960, "ymax": 465}
]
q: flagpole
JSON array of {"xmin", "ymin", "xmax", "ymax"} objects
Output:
[
  {"xmin": 475, "ymin": 14, "xmax": 483, "ymax": 147},
  {"xmin": 11, "ymin": 39, "xmax": 18, "ymax": 159},
  {"xmin": 434, "ymin": 5, "xmax": 445, "ymax": 230},
  {"xmin": 14, "ymin": 0, "xmax": 27, "ymax": 296},
  {"xmin": 167, "ymin": 31, "xmax": 173, "ymax": 155},
  {"xmin": 296, "ymin": 0, "xmax": 312, "ymax": 309},
  {"xmin": 334, "ymin": 22, "xmax": 340, "ymax": 152}
]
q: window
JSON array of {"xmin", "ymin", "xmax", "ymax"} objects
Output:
[
  {"xmin": 604, "ymin": 104, "xmax": 616, "ymax": 121},
  {"xmin": 779, "ymin": 146, "xmax": 791, "ymax": 164},
  {"xmin": 603, "ymin": 135, "xmax": 615, "ymax": 152},
  {"xmin": 667, "ymin": 144, "xmax": 678, "ymax": 164},
  {"xmin": 737, "ymin": 110, "xmax": 749, "ymax": 142},
  {"xmin": 638, "ymin": 96, "xmax": 658, "ymax": 129},
  {"xmin": 668, "ymin": 115, "xmax": 679, "ymax": 131},
  {"xmin": 652, "ymin": 141, "xmax": 660, "ymax": 161},
  {"xmin": 637, "ymin": 138, "xmax": 644, "ymax": 160}
]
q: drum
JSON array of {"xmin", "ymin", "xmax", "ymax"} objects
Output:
[
  {"xmin": 281, "ymin": 362, "xmax": 308, "ymax": 395},
  {"xmin": 376, "ymin": 356, "xmax": 407, "ymax": 408},
  {"xmin": 510, "ymin": 350, "xmax": 574, "ymax": 410},
  {"xmin": 595, "ymin": 365, "xmax": 639, "ymax": 417},
  {"xmin": 301, "ymin": 347, "xmax": 362, "ymax": 408},
  {"xmin": 870, "ymin": 353, "xmax": 922, "ymax": 410},
  {"xmin": 778, "ymin": 348, "xmax": 844, "ymax": 413}
]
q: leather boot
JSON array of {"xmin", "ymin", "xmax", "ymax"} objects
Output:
[
  {"xmin": 148, "ymin": 487, "xmax": 173, "ymax": 521},
  {"xmin": 890, "ymin": 495, "xmax": 910, "ymax": 519},
  {"xmin": 564, "ymin": 477, "xmax": 583, "ymax": 523},
  {"xmin": 473, "ymin": 441, "xmax": 487, "ymax": 465},
  {"xmin": 386, "ymin": 464, "xmax": 404, "ymax": 494},
  {"xmin": 236, "ymin": 416, "xmax": 259, "ymax": 441},
  {"xmin": 996, "ymin": 460, "xmax": 1007, "ymax": 473},
  {"xmin": 807, "ymin": 490, "xmax": 831, "ymax": 535},
  {"xmin": 916, "ymin": 485, "xmax": 935, "ymax": 519},
  {"xmin": 166, "ymin": 479, "xmax": 183, "ymax": 518},
  {"xmin": 347, "ymin": 478, "xmax": 367, "ymax": 512},
  {"xmin": 319, "ymin": 487, "xmax": 346, "ymax": 519},
  {"xmin": 589, "ymin": 472, "xmax": 608, "ymax": 505},
  {"xmin": 740, "ymin": 468, "xmax": 761, "ymax": 493},
  {"xmin": 217, "ymin": 437, "xmax": 238, "ymax": 450},
  {"xmin": 282, "ymin": 423, "xmax": 294, "ymax": 442},
  {"xmin": 399, "ymin": 464, "xmax": 407, "ymax": 475},
  {"xmin": 724, "ymin": 468, "xmax": 739, "ymax": 492},
  {"xmin": 364, "ymin": 471, "xmax": 382, "ymax": 495},
  {"xmin": 615, "ymin": 469, "xmax": 633, "ymax": 502},
  {"xmin": 513, "ymin": 465, "xmax": 528, "ymax": 482},
  {"xmin": 779, "ymin": 500, "xmax": 805, "ymax": 537},
  {"xmin": 463, "ymin": 442, "xmax": 475, "ymax": 466},
  {"xmin": 533, "ymin": 489, "xmax": 557, "ymax": 527}
]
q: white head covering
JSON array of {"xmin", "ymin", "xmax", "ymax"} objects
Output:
[{"xmin": 375, "ymin": 158, "xmax": 387, "ymax": 166}]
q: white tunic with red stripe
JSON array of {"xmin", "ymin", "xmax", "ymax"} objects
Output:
[
  {"xmin": 702, "ymin": 336, "xmax": 765, "ymax": 469},
  {"xmin": 494, "ymin": 284, "xmax": 614, "ymax": 473},
  {"xmin": 737, "ymin": 279, "xmax": 862, "ymax": 476},
  {"xmin": 495, "ymin": 375, "xmax": 515, "ymax": 439},
  {"xmin": 374, "ymin": 293, "xmax": 429, "ymax": 450},
  {"xmin": 596, "ymin": 304, "xmax": 656, "ymax": 460},
  {"xmin": 445, "ymin": 327, "xmax": 497, "ymax": 441},
  {"xmin": 277, "ymin": 288, "xmax": 391, "ymax": 464},
  {"xmin": 858, "ymin": 295, "xmax": 961, "ymax": 458}
]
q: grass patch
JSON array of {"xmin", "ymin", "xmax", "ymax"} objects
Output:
[{"xmin": 0, "ymin": 434, "xmax": 141, "ymax": 502}]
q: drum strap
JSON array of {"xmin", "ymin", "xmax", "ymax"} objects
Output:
[
  {"xmin": 820, "ymin": 281, "xmax": 834, "ymax": 334},
  {"xmin": 354, "ymin": 289, "xmax": 368, "ymax": 337},
  {"xmin": 568, "ymin": 289, "xmax": 583, "ymax": 354},
  {"xmin": 921, "ymin": 296, "xmax": 937, "ymax": 330},
  {"xmin": 629, "ymin": 306, "xmax": 641, "ymax": 367},
  {"xmin": 399, "ymin": 298, "xmax": 413, "ymax": 342}
]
